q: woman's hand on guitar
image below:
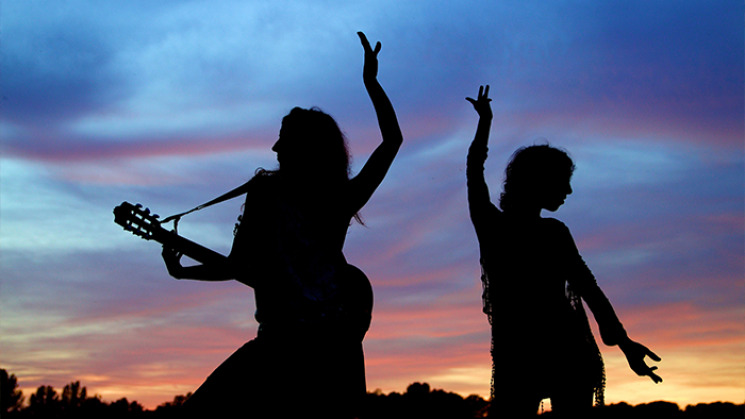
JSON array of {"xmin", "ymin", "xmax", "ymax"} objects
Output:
[{"xmin": 162, "ymin": 246, "xmax": 185, "ymax": 279}]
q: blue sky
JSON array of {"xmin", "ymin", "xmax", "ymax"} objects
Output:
[{"xmin": 1, "ymin": 0, "xmax": 743, "ymax": 409}]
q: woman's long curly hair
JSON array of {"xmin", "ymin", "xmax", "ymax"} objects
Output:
[
  {"xmin": 499, "ymin": 144, "xmax": 575, "ymax": 212},
  {"xmin": 256, "ymin": 107, "xmax": 362, "ymax": 223},
  {"xmin": 275, "ymin": 107, "xmax": 352, "ymax": 183}
]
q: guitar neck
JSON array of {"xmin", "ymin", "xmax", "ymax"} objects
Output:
[
  {"xmin": 154, "ymin": 228, "xmax": 227, "ymax": 266},
  {"xmin": 113, "ymin": 202, "xmax": 228, "ymax": 267}
]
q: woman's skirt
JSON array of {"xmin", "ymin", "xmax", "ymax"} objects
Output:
[{"xmin": 183, "ymin": 329, "xmax": 366, "ymax": 418}]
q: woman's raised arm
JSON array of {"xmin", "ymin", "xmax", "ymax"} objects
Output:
[
  {"xmin": 466, "ymin": 85, "xmax": 498, "ymax": 230},
  {"xmin": 348, "ymin": 32, "xmax": 403, "ymax": 211}
]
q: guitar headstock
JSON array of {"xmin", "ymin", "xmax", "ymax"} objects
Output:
[{"xmin": 113, "ymin": 201, "xmax": 162, "ymax": 241}]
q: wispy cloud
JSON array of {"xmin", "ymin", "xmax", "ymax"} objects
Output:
[{"xmin": 1, "ymin": 0, "xmax": 742, "ymax": 410}]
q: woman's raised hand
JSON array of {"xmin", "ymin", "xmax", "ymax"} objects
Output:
[
  {"xmin": 358, "ymin": 31, "xmax": 381, "ymax": 83},
  {"xmin": 466, "ymin": 85, "xmax": 493, "ymax": 120}
]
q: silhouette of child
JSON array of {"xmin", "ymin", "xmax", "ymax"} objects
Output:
[
  {"xmin": 161, "ymin": 32, "xmax": 403, "ymax": 419},
  {"xmin": 466, "ymin": 85, "xmax": 661, "ymax": 418}
]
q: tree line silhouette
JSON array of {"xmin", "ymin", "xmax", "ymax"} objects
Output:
[{"xmin": 2, "ymin": 369, "xmax": 742, "ymax": 418}]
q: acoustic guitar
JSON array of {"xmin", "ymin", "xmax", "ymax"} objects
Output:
[{"xmin": 113, "ymin": 201, "xmax": 372, "ymax": 338}]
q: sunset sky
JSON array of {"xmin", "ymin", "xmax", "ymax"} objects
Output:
[{"xmin": 1, "ymin": 0, "xmax": 743, "ymax": 410}]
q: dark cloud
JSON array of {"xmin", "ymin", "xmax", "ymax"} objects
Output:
[{"xmin": 1, "ymin": 8, "xmax": 129, "ymax": 126}]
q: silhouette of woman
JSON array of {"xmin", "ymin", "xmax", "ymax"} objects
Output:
[
  {"xmin": 161, "ymin": 32, "xmax": 402, "ymax": 418},
  {"xmin": 465, "ymin": 86, "xmax": 661, "ymax": 418}
]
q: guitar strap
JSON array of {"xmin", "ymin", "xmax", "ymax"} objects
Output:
[{"xmin": 161, "ymin": 180, "xmax": 252, "ymax": 230}]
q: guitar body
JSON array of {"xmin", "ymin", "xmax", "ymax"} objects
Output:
[{"xmin": 338, "ymin": 263, "xmax": 373, "ymax": 339}]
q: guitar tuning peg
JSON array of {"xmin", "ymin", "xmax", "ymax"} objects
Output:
[
  {"xmin": 153, "ymin": 214, "xmax": 160, "ymax": 219},
  {"xmin": 135, "ymin": 203, "xmax": 143, "ymax": 209}
]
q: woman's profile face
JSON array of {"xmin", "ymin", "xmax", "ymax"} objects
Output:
[
  {"xmin": 538, "ymin": 172, "xmax": 573, "ymax": 212},
  {"xmin": 272, "ymin": 123, "xmax": 306, "ymax": 170},
  {"xmin": 272, "ymin": 126, "xmax": 288, "ymax": 165}
]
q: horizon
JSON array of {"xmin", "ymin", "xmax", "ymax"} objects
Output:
[
  {"xmin": 4, "ymin": 367, "xmax": 744, "ymax": 413},
  {"xmin": 1, "ymin": 0, "xmax": 743, "ymax": 410}
]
